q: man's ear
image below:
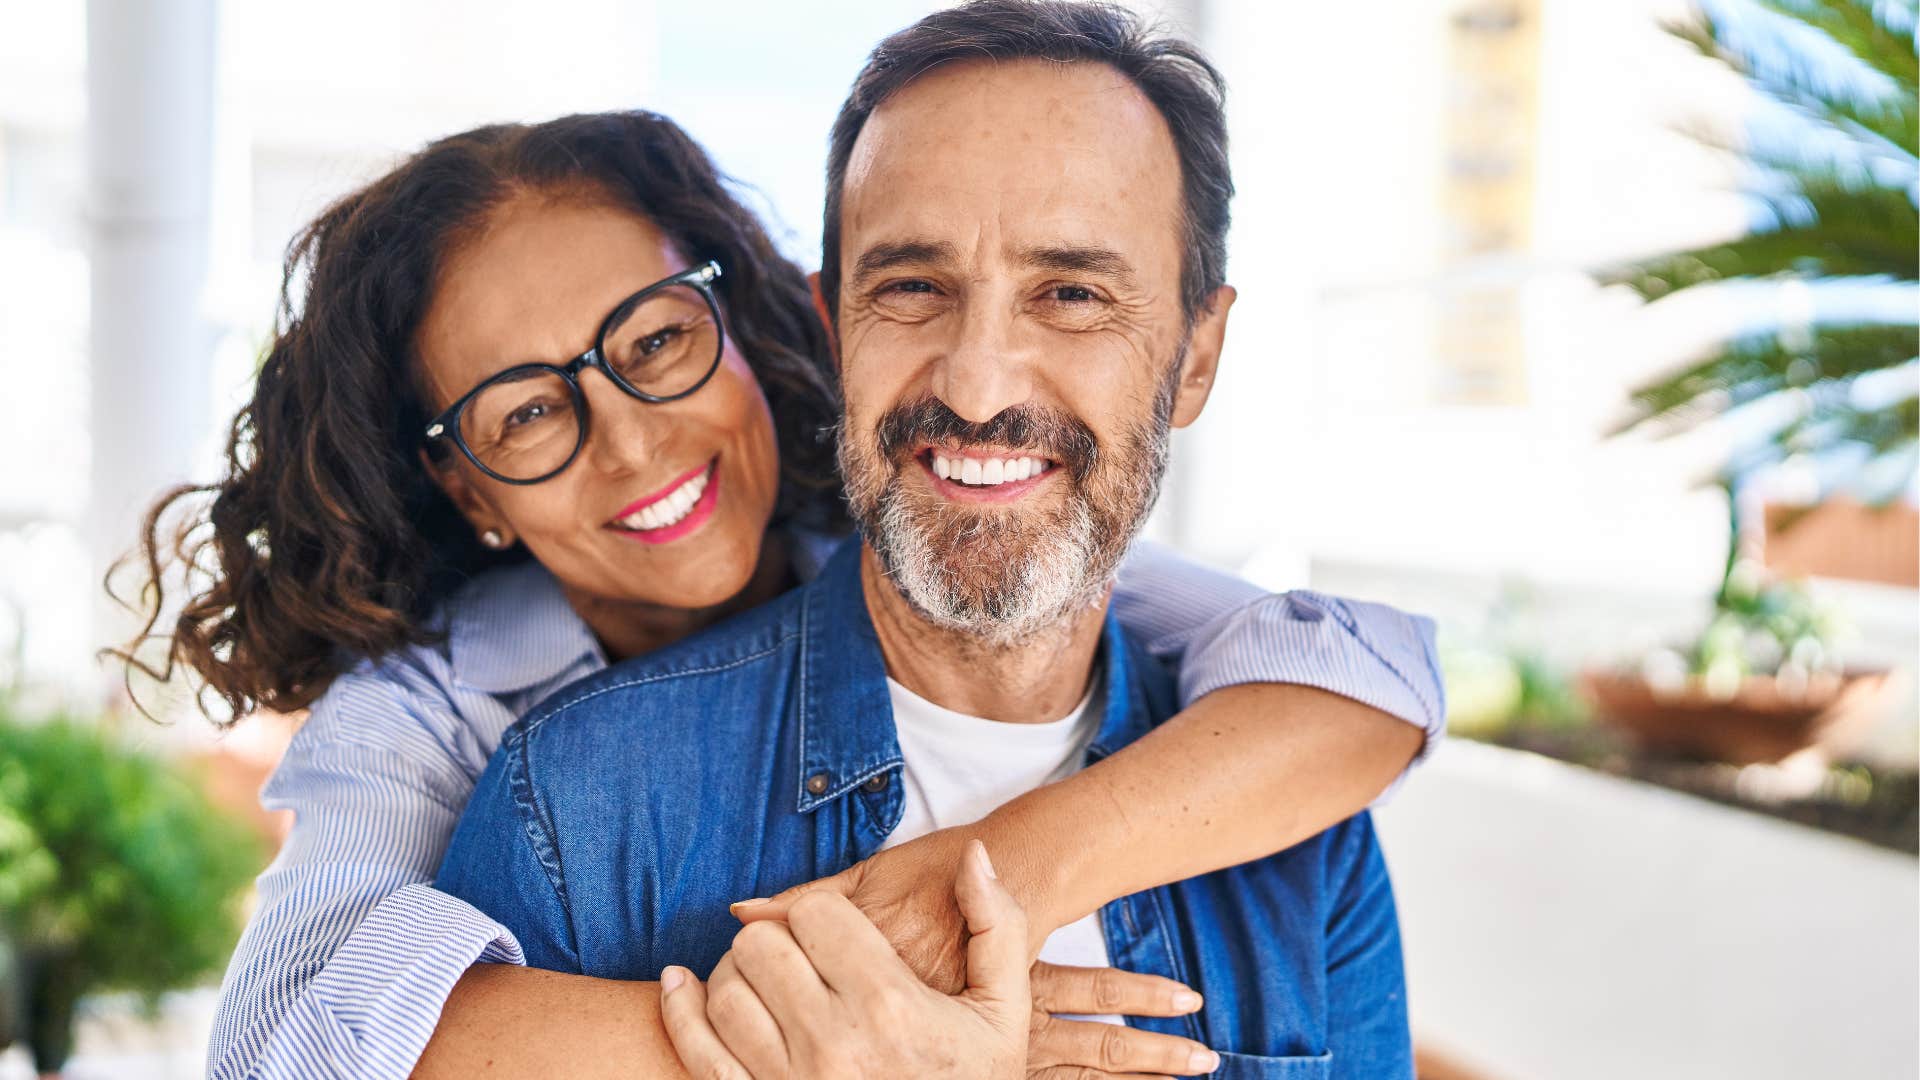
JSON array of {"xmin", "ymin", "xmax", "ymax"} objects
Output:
[
  {"xmin": 807, "ymin": 271, "xmax": 840, "ymax": 363},
  {"xmin": 1171, "ymin": 284, "xmax": 1236, "ymax": 428},
  {"xmin": 419, "ymin": 448, "xmax": 510, "ymax": 547}
]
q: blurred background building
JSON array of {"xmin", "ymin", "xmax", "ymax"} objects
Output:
[{"xmin": 0, "ymin": 0, "xmax": 1914, "ymax": 1077}]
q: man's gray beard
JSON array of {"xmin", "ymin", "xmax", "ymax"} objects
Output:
[
  {"xmin": 870, "ymin": 480, "xmax": 1108, "ymax": 648},
  {"xmin": 840, "ymin": 373, "xmax": 1177, "ymax": 649}
]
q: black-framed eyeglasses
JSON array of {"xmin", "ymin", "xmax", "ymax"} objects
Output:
[{"xmin": 423, "ymin": 261, "xmax": 725, "ymax": 485}]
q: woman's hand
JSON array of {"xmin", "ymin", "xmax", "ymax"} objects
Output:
[
  {"xmin": 732, "ymin": 823, "xmax": 1043, "ymax": 994},
  {"xmin": 662, "ymin": 840, "xmax": 1029, "ymax": 1080}
]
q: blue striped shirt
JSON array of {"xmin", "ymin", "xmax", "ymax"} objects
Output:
[{"xmin": 207, "ymin": 535, "xmax": 1443, "ymax": 1080}]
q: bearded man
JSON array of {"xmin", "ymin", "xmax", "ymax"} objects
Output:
[{"xmin": 437, "ymin": 3, "xmax": 1414, "ymax": 1077}]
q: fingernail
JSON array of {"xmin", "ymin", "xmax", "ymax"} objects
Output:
[
  {"xmin": 1188, "ymin": 1047, "xmax": 1220, "ymax": 1074},
  {"xmin": 1173, "ymin": 988, "xmax": 1203, "ymax": 1012},
  {"xmin": 661, "ymin": 966, "xmax": 686, "ymax": 995},
  {"xmin": 973, "ymin": 839, "xmax": 998, "ymax": 879},
  {"xmin": 730, "ymin": 898, "xmax": 771, "ymax": 912}
]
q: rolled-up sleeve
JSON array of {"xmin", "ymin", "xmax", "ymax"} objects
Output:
[
  {"xmin": 228, "ymin": 884, "xmax": 524, "ymax": 1080},
  {"xmin": 208, "ymin": 693, "xmax": 522, "ymax": 1080},
  {"xmin": 1110, "ymin": 542, "xmax": 1445, "ymax": 798}
]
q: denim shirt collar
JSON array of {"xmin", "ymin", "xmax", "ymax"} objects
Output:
[
  {"xmin": 1086, "ymin": 613, "xmax": 1155, "ymax": 763},
  {"xmin": 446, "ymin": 560, "xmax": 606, "ymax": 695},
  {"xmin": 796, "ymin": 540, "xmax": 902, "ymax": 812},
  {"xmin": 795, "ymin": 536, "xmax": 1152, "ymax": 813}
]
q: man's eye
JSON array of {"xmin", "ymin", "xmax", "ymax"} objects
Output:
[
  {"xmin": 885, "ymin": 280, "xmax": 936, "ymax": 295},
  {"xmin": 1052, "ymin": 285, "xmax": 1096, "ymax": 303}
]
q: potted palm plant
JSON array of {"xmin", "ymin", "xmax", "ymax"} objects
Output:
[
  {"xmin": 0, "ymin": 700, "xmax": 261, "ymax": 1076},
  {"xmin": 1586, "ymin": 0, "xmax": 1916, "ymax": 763},
  {"xmin": 1603, "ymin": 0, "xmax": 1916, "ymax": 478}
]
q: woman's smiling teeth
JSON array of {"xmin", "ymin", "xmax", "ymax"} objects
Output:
[
  {"xmin": 616, "ymin": 464, "xmax": 712, "ymax": 531},
  {"xmin": 932, "ymin": 452, "xmax": 1052, "ymax": 486}
]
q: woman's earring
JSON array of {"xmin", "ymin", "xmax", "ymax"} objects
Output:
[{"xmin": 481, "ymin": 529, "xmax": 506, "ymax": 549}]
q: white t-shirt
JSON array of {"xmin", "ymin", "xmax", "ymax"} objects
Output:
[{"xmin": 880, "ymin": 674, "xmax": 1123, "ymax": 1026}]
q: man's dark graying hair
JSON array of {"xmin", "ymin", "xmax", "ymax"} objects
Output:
[{"xmin": 821, "ymin": 0, "xmax": 1234, "ymax": 323}]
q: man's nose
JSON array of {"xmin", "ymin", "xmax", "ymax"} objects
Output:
[{"xmin": 929, "ymin": 301, "xmax": 1037, "ymax": 424}]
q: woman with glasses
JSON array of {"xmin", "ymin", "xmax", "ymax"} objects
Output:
[{"xmin": 121, "ymin": 111, "xmax": 1439, "ymax": 1079}]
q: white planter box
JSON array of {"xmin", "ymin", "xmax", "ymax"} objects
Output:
[{"xmin": 1376, "ymin": 739, "xmax": 1918, "ymax": 1080}]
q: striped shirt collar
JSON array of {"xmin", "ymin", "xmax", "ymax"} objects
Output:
[
  {"xmin": 441, "ymin": 528, "xmax": 849, "ymax": 697},
  {"xmin": 445, "ymin": 559, "xmax": 605, "ymax": 695}
]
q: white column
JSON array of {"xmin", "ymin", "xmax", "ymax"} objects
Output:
[{"xmin": 84, "ymin": 0, "xmax": 219, "ymax": 668}]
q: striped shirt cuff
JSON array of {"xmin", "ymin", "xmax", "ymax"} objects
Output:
[
  {"xmin": 1173, "ymin": 590, "xmax": 1446, "ymax": 805},
  {"xmin": 232, "ymin": 884, "xmax": 524, "ymax": 1080}
]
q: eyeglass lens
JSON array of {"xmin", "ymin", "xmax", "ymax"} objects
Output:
[{"xmin": 458, "ymin": 283, "xmax": 720, "ymax": 481}]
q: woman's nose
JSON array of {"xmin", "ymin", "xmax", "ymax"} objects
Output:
[{"xmin": 576, "ymin": 367, "xmax": 667, "ymax": 474}]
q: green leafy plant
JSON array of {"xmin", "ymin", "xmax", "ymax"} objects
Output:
[
  {"xmin": 1601, "ymin": 0, "xmax": 1918, "ymax": 490},
  {"xmin": 0, "ymin": 700, "xmax": 261, "ymax": 1073},
  {"xmin": 1686, "ymin": 555, "xmax": 1851, "ymax": 691}
]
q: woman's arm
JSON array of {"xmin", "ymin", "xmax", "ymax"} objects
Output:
[
  {"xmin": 739, "ymin": 545, "xmax": 1441, "ymax": 981},
  {"xmin": 425, "ymin": 723, "xmax": 1214, "ymax": 1080},
  {"xmin": 231, "ymin": 658, "xmax": 1205, "ymax": 1079},
  {"xmin": 985, "ymin": 682, "xmax": 1423, "ymax": 950},
  {"xmin": 1109, "ymin": 541, "xmax": 1443, "ymax": 765},
  {"xmin": 217, "ymin": 664, "xmax": 694, "ymax": 1080},
  {"xmin": 418, "ymin": 683, "xmax": 1414, "ymax": 1074},
  {"xmin": 207, "ymin": 672, "xmax": 528, "ymax": 1080},
  {"xmin": 410, "ymin": 942, "xmax": 688, "ymax": 1079}
]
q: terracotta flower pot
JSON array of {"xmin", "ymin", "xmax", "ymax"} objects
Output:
[{"xmin": 1581, "ymin": 668, "xmax": 1896, "ymax": 765}]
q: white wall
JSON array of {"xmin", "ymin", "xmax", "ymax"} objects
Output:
[
  {"xmin": 1181, "ymin": 0, "xmax": 1764, "ymax": 595},
  {"xmin": 1378, "ymin": 741, "xmax": 1920, "ymax": 1079}
]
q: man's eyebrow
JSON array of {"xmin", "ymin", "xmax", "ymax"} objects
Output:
[
  {"xmin": 1018, "ymin": 245, "xmax": 1138, "ymax": 283},
  {"xmin": 850, "ymin": 240, "xmax": 958, "ymax": 285}
]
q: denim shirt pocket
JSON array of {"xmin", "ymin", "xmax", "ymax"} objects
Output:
[{"xmin": 1211, "ymin": 1050, "xmax": 1333, "ymax": 1079}]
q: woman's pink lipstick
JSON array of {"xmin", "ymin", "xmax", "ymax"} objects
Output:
[{"xmin": 606, "ymin": 457, "xmax": 721, "ymax": 545}]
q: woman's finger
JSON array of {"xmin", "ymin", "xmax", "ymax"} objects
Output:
[
  {"xmin": 1030, "ymin": 1013, "xmax": 1220, "ymax": 1078},
  {"xmin": 658, "ymin": 966, "xmax": 751, "ymax": 1080},
  {"xmin": 1030, "ymin": 962, "xmax": 1204, "ymax": 1018},
  {"xmin": 703, "ymin": 953, "xmax": 791, "ymax": 1078}
]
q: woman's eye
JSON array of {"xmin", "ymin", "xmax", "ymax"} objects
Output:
[
  {"xmin": 637, "ymin": 327, "xmax": 683, "ymax": 356},
  {"xmin": 505, "ymin": 402, "xmax": 549, "ymax": 428}
]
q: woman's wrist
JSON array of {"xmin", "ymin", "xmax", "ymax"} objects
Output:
[{"xmin": 974, "ymin": 774, "xmax": 1126, "ymax": 956}]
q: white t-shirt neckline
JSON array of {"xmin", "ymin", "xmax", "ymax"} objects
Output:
[{"xmin": 880, "ymin": 670, "xmax": 1121, "ymax": 1025}]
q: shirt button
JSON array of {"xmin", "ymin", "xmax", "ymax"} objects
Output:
[
  {"xmin": 1287, "ymin": 595, "xmax": 1327, "ymax": 623},
  {"xmin": 806, "ymin": 772, "xmax": 831, "ymax": 796},
  {"xmin": 861, "ymin": 772, "xmax": 890, "ymax": 793}
]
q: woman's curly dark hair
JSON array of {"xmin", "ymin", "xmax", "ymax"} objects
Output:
[{"xmin": 113, "ymin": 111, "xmax": 844, "ymax": 722}]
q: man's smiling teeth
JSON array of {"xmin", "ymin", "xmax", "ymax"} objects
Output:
[
  {"xmin": 932, "ymin": 453, "xmax": 1050, "ymax": 486},
  {"xmin": 616, "ymin": 465, "xmax": 710, "ymax": 531}
]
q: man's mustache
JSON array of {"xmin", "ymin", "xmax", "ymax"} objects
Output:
[{"xmin": 873, "ymin": 396, "xmax": 1099, "ymax": 485}]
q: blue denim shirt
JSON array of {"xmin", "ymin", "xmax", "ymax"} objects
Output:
[{"xmin": 437, "ymin": 539, "xmax": 1413, "ymax": 1079}]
